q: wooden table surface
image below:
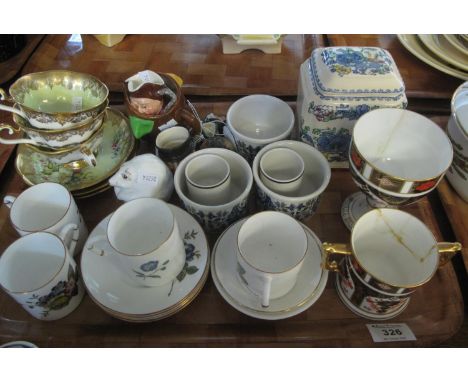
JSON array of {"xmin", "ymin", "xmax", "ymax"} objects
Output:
[
  {"xmin": 20, "ymin": 34, "xmax": 323, "ymax": 97},
  {"xmin": 18, "ymin": 34, "xmax": 464, "ymax": 104},
  {"xmin": 0, "ymin": 101, "xmax": 464, "ymax": 347}
]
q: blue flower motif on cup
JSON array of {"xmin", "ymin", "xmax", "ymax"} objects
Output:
[
  {"xmin": 133, "ymin": 259, "xmax": 169, "ymax": 280},
  {"xmin": 256, "ymin": 187, "xmax": 321, "ymax": 221},
  {"xmin": 140, "ymin": 260, "xmax": 158, "ymax": 272},
  {"xmin": 183, "ymin": 199, "xmax": 248, "ymax": 232},
  {"xmin": 321, "ymin": 48, "xmax": 393, "ymax": 77}
]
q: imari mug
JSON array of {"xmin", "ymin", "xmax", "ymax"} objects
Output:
[
  {"xmin": 322, "ymin": 208, "xmax": 461, "ymax": 320},
  {"xmin": 236, "ymin": 211, "xmax": 308, "ymax": 307},
  {"xmin": 3, "ymin": 182, "xmax": 88, "ymax": 256},
  {"xmin": 0, "ymin": 224, "xmax": 84, "ymax": 320},
  {"xmin": 88, "ymin": 198, "xmax": 186, "ymax": 287}
]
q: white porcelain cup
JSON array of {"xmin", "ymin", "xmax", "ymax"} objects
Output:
[
  {"xmin": 260, "ymin": 147, "xmax": 305, "ymax": 196},
  {"xmin": 236, "ymin": 211, "xmax": 308, "ymax": 307},
  {"xmin": 3, "ymin": 182, "xmax": 88, "ymax": 256},
  {"xmin": 89, "ymin": 198, "xmax": 186, "ymax": 287},
  {"xmin": 185, "ymin": 153, "xmax": 231, "ymax": 206},
  {"xmin": 0, "ymin": 224, "xmax": 85, "ymax": 320},
  {"xmin": 225, "ymin": 94, "xmax": 295, "ymax": 162}
]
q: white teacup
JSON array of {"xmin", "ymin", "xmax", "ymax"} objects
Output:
[
  {"xmin": 260, "ymin": 147, "xmax": 305, "ymax": 196},
  {"xmin": 0, "ymin": 224, "xmax": 85, "ymax": 320},
  {"xmin": 236, "ymin": 211, "xmax": 308, "ymax": 307},
  {"xmin": 185, "ymin": 153, "xmax": 231, "ymax": 206},
  {"xmin": 225, "ymin": 94, "xmax": 295, "ymax": 162},
  {"xmin": 3, "ymin": 182, "xmax": 88, "ymax": 256},
  {"xmin": 89, "ymin": 198, "xmax": 186, "ymax": 287}
]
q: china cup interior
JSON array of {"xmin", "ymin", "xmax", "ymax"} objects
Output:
[
  {"xmin": 253, "ymin": 140, "xmax": 331, "ymax": 199},
  {"xmin": 0, "ymin": 232, "xmax": 65, "ymax": 293},
  {"xmin": 260, "ymin": 147, "xmax": 304, "ymax": 183},
  {"xmin": 10, "ymin": 70, "xmax": 109, "ymax": 114},
  {"xmin": 185, "ymin": 153, "xmax": 230, "ymax": 188},
  {"xmin": 351, "ymin": 208, "xmax": 439, "ymax": 287},
  {"xmin": 226, "ymin": 95, "xmax": 294, "ymax": 142},
  {"xmin": 156, "ymin": 126, "xmax": 190, "ymax": 150},
  {"xmin": 353, "ymin": 109, "xmax": 453, "ymax": 180},
  {"xmin": 108, "ymin": 198, "xmax": 174, "ymax": 255},
  {"xmin": 237, "ymin": 211, "xmax": 307, "ymax": 273},
  {"xmin": 174, "ymin": 148, "xmax": 253, "ymax": 208},
  {"xmin": 10, "ymin": 183, "xmax": 71, "ymax": 232}
]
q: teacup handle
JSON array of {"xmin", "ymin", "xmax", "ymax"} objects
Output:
[
  {"xmin": 322, "ymin": 242, "xmax": 352, "ymax": 272},
  {"xmin": 58, "ymin": 223, "xmax": 80, "ymax": 257},
  {"xmin": 3, "ymin": 195, "xmax": 16, "ymax": 209},
  {"xmin": 261, "ymin": 275, "xmax": 273, "ymax": 308},
  {"xmin": 0, "ymin": 88, "xmax": 28, "ymax": 120},
  {"xmin": 437, "ymin": 242, "xmax": 462, "ymax": 267},
  {"xmin": 86, "ymin": 235, "xmax": 110, "ymax": 257},
  {"xmin": 0, "ymin": 123, "xmax": 36, "ymax": 145}
]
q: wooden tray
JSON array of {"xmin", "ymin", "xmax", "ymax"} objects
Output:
[
  {"xmin": 0, "ymin": 107, "xmax": 463, "ymax": 346},
  {"xmin": 21, "ymin": 34, "xmax": 323, "ymax": 97}
]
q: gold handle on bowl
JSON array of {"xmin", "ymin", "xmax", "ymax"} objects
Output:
[
  {"xmin": 322, "ymin": 242, "xmax": 352, "ymax": 272},
  {"xmin": 437, "ymin": 242, "xmax": 462, "ymax": 267}
]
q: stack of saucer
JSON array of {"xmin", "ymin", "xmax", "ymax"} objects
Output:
[
  {"xmin": 398, "ymin": 35, "xmax": 468, "ymax": 80},
  {"xmin": 0, "ymin": 71, "xmax": 135, "ymax": 198},
  {"xmin": 81, "ymin": 203, "xmax": 210, "ymax": 322}
]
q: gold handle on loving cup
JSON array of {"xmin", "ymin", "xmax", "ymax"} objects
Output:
[
  {"xmin": 322, "ymin": 243, "xmax": 352, "ymax": 272},
  {"xmin": 437, "ymin": 242, "xmax": 462, "ymax": 267}
]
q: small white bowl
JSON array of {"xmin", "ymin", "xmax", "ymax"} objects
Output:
[
  {"xmin": 253, "ymin": 140, "xmax": 331, "ymax": 221},
  {"xmin": 174, "ymin": 148, "xmax": 253, "ymax": 232},
  {"xmin": 225, "ymin": 95, "xmax": 295, "ymax": 161}
]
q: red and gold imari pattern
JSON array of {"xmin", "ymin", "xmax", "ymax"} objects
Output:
[{"xmin": 350, "ymin": 142, "xmax": 441, "ymax": 195}]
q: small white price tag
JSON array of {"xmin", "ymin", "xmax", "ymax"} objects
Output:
[
  {"xmin": 366, "ymin": 323, "xmax": 416, "ymax": 343},
  {"xmin": 138, "ymin": 172, "xmax": 158, "ymax": 184}
]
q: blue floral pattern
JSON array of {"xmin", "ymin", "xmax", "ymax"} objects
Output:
[
  {"xmin": 256, "ymin": 187, "xmax": 321, "ymax": 221},
  {"xmin": 301, "ymin": 125, "xmax": 351, "ymax": 163},
  {"xmin": 183, "ymin": 199, "xmax": 248, "ymax": 232},
  {"xmin": 237, "ymin": 141, "xmax": 261, "ymax": 163},
  {"xmin": 133, "ymin": 259, "xmax": 170, "ymax": 279},
  {"xmin": 321, "ymin": 47, "xmax": 393, "ymax": 77},
  {"xmin": 308, "ymin": 102, "xmax": 378, "ymax": 122}
]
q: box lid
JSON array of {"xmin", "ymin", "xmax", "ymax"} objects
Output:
[{"xmin": 309, "ymin": 47, "xmax": 405, "ymax": 99}]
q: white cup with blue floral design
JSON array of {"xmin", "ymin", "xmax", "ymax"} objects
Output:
[
  {"xmin": 89, "ymin": 198, "xmax": 186, "ymax": 287},
  {"xmin": 0, "ymin": 224, "xmax": 84, "ymax": 320},
  {"xmin": 225, "ymin": 95, "xmax": 295, "ymax": 162}
]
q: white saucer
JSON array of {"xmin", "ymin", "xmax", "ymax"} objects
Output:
[
  {"xmin": 81, "ymin": 204, "xmax": 209, "ymax": 319},
  {"xmin": 211, "ymin": 218, "xmax": 328, "ymax": 320}
]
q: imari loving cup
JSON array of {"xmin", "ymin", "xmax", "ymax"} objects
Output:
[{"xmin": 322, "ymin": 208, "xmax": 461, "ymax": 320}]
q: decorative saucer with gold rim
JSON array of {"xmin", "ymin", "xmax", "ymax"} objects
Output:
[
  {"xmin": 81, "ymin": 204, "xmax": 209, "ymax": 322},
  {"xmin": 211, "ymin": 218, "xmax": 328, "ymax": 320},
  {"xmin": 15, "ymin": 108, "xmax": 135, "ymax": 192}
]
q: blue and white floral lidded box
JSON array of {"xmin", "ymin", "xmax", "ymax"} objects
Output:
[{"xmin": 297, "ymin": 46, "xmax": 407, "ymax": 167}]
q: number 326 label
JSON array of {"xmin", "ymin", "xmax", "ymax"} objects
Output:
[{"xmin": 366, "ymin": 323, "xmax": 416, "ymax": 343}]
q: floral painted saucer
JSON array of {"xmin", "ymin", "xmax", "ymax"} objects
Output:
[
  {"xmin": 211, "ymin": 218, "xmax": 328, "ymax": 320},
  {"xmin": 15, "ymin": 108, "xmax": 135, "ymax": 192},
  {"xmin": 81, "ymin": 204, "xmax": 209, "ymax": 321}
]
